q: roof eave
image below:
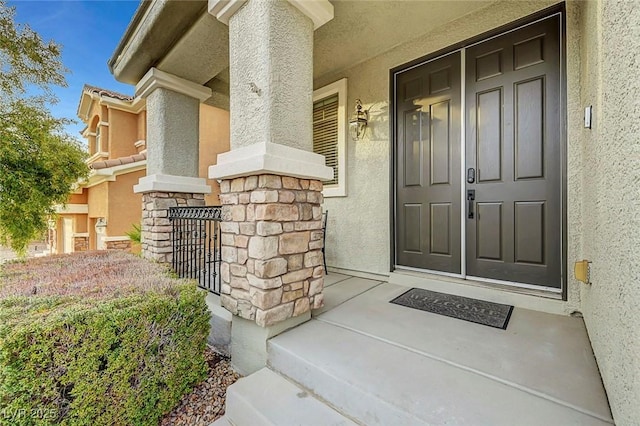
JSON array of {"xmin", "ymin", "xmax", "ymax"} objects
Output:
[
  {"xmin": 108, "ymin": 0, "xmax": 206, "ymax": 85},
  {"xmin": 107, "ymin": 0, "xmax": 153, "ymax": 77},
  {"xmin": 77, "ymin": 91, "xmax": 94, "ymax": 122}
]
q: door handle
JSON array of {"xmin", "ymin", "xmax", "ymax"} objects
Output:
[
  {"xmin": 467, "ymin": 168, "xmax": 476, "ymax": 184},
  {"xmin": 467, "ymin": 190, "xmax": 475, "ymax": 219}
]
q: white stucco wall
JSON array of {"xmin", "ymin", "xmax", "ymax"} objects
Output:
[
  {"xmin": 315, "ymin": 1, "xmax": 638, "ymax": 422},
  {"xmin": 229, "ymin": 0, "xmax": 313, "ymax": 151},
  {"xmin": 573, "ymin": 1, "xmax": 640, "ymax": 423},
  {"xmin": 146, "ymin": 87, "xmax": 200, "ymax": 177}
]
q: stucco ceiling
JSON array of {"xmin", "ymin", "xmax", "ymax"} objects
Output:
[
  {"xmin": 314, "ymin": 1, "xmax": 494, "ymax": 78},
  {"xmin": 111, "ymin": 1, "xmax": 496, "ymax": 101}
]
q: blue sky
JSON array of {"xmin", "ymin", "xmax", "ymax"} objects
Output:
[{"xmin": 9, "ymin": 1, "xmax": 139, "ymax": 140}]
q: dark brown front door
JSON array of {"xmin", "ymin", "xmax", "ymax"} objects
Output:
[
  {"xmin": 395, "ymin": 14, "xmax": 563, "ymax": 289},
  {"xmin": 395, "ymin": 52, "xmax": 462, "ymax": 273},
  {"xmin": 465, "ymin": 16, "xmax": 562, "ymax": 287}
]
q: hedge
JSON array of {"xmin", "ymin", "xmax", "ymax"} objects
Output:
[{"xmin": 0, "ymin": 253, "xmax": 210, "ymax": 426}]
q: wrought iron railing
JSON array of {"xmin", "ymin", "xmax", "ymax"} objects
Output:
[{"xmin": 169, "ymin": 206, "xmax": 222, "ymax": 294}]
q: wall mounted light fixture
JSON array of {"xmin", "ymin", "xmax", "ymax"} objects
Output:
[
  {"xmin": 95, "ymin": 217, "xmax": 107, "ymax": 232},
  {"xmin": 349, "ymin": 99, "xmax": 369, "ymax": 141}
]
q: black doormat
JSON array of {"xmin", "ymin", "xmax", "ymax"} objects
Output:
[{"xmin": 390, "ymin": 288, "xmax": 514, "ymax": 329}]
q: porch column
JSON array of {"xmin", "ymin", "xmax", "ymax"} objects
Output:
[
  {"xmin": 134, "ymin": 68, "xmax": 212, "ymax": 263},
  {"xmin": 208, "ymin": 0, "xmax": 334, "ymax": 374}
]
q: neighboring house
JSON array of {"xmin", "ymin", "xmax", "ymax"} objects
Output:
[
  {"xmin": 107, "ymin": 1, "xmax": 639, "ymax": 424},
  {"xmin": 0, "ymin": 241, "xmax": 49, "ymax": 264},
  {"xmin": 51, "ymin": 84, "xmax": 229, "ymax": 254}
]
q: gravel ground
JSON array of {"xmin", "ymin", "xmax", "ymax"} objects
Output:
[{"xmin": 160, "ymin": 346, "xmax": 241, "ymax": 426}]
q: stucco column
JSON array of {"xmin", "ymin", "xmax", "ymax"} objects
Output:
[
  {"xmin": 134, "ymin": 68, "xmax": 213, "ymax": 262},
  {"xmin": 208, "ymin": 0, "xmax": 334, "ymax": 374}
]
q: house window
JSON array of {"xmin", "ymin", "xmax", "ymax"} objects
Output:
[
  {"xmin": 313, "ymin": 78, "xmax": 347, "ymax": 197},
  {"xmin": 95, "ymin": 126, "xmax": 101, "ymax": 153},
  {"xmin": 313, "ymin": 95, "xmax": 339, "ymax": 185}
]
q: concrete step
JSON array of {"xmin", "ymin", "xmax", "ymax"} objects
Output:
[
  {"xmin": 313, "ymin": 276, "xmax": 382, "ymax": 316},
  {"xmin": 224, "ymin": 367, "xmax": 356, "ymax": 426},
  {"xmin": 268, "ymin": 319, "xmax": 612, "ymax": 426}
]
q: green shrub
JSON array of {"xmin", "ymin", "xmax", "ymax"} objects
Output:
[
  {"xmin": 0, "ymin": 252, "xmax": 210, "ymax": 426},
  {"xmin": 125, "ymin": 224, "xmax": 142, "ymax": 245}
]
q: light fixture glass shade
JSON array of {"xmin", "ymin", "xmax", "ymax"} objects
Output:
[{"xmin": 349, "ymin": 99, "xmax": 368, "ymax": 141}]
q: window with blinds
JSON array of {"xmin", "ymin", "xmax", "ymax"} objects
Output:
[{"xmin": 313, "ymin": 94, "xmax": 339, "ymax": 186}]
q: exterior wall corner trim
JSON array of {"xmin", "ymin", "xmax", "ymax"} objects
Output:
[{"xmin": 136, "ymin": 68, "xmax": 212, "ymax": 102}]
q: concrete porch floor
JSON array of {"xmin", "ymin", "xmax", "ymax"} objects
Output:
[{"xmin": 219, "ymin": 273, "xmax": 614, "ymax": 425}]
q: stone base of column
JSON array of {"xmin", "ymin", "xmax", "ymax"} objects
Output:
[
  {"xmin": 105, "ymin": 240, "xmax": 132, "ymax": 251},
  {"xmin": 141, "ymin": 191, "xmax": 205, "ymax": 263},
  {"xmin": 73, "ymin": 236, "xmax": 89, "ymax": 252},
  {"xmin": 218, "ymin": 174, "xmax": 325, "ymax": 327}
]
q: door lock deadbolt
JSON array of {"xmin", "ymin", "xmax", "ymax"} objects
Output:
[{"xmin": 467, "ymin": 168, "xmax": 476, "ymax": 184}]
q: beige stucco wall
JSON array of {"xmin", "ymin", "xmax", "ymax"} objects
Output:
[
  {"xmin": 137, "ymin": 110, "xmax": 147, "ymax": 141},
  {"xmin": 55, "ymin": 217, "xmax": 65, "ymax": 254},
  {"xmin": 571, "ymin": 0, "xmax": 640, "ymax": 423},
  {"xmin": 65, "ymin": 97, "xmax": 229, "ymax": 251},
  {"xmin": 73, "ymin": 214, "xmax": 88, "ymax": 234},
  {"xmin": 88, "ymin": 218, "xmax": 97, "ymax": 250},
  {"xmin": 108, "ymin": 108, "xmax": 140, "ymax": 160},
  {"xmin": 67, "ymin": 192, "xmax": 87, "ymax": 204},
  {"xmin": 85, "ymin": 99, "xmax": 142, "ymax": 161},
  {"xmin": 87, "ymin": 182, "xmax": 108, "ymax": 219},
  {"xmin": 87, "ymin": 102, "xmax": 101, "ymax": 126},
  {"xmin": 107, "ymin": 170, "xmax": 145, "ymax": 237},
  {"xmin": 53, "ymin": 214, "xmax": 88, "ymax": 254},
  {"xmin": 200, "ymin": 104, "xmax": 230, "ymax": 205}
]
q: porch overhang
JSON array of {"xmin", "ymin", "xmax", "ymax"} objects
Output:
[{"xmin": 108, "ymin": 0, "xmax": 498, "ymax": 95}]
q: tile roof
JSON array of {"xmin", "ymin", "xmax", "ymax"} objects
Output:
[
  {"xmin": 82, "ymin": 84, "xmax": 133, "ymax": 102},
  {"xmin": 89, "ymin": 152, "xmax": 146, "ymax": 170}
]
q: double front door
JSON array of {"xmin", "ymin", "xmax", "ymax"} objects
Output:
[{"xmin": 395, "ymin": 15, "xmax": 563, "ymax": 289}]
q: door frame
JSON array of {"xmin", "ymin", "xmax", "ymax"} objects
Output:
[{"xmin": 389, "ymin": 5, "xmax": 568, "ymax": 300}]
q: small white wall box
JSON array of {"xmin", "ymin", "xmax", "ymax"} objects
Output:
[{"xmin": 584, "ymin": 106, "xmax": 592, "ymax": 129}]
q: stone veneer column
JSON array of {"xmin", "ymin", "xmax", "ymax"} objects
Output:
[
  {"xmin": 208, "ymin": 0, "xmax": 334, "ymax": 374},
  {"xmin": 104, "ymin": 240, "xmax": 131, "ymax": 251},
  {"xmin": 133, "ymin": 68, "xmax": 212, "ymax": 262},
  {"xmin": 218, "ymin": 175, "xmax": 324, "ymax": 326},
  {"xmin": 140, "ymin": 192, "xmax": 205, "ymax": 262},
  {"xmin": 73, "ymin": 236, "xmax": 89, "ymax": 252}
]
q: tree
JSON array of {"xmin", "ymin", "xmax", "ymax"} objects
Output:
[{"xmin": 0, "ymin": 1, "xmax": 88, "ymax": 255}]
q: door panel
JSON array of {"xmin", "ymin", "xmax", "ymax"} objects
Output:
[
  {"xmin": 476, "ymin": 202, "xmax": 503, "ymax": 261},
  {"xmin": 476, "ymin": 88, "xmax": 503, "ymax": 182},
  {"xmin": 396, "ymin": 52, "xmax": 461, "ymax": 273},
  {"xmin": 403, "ymin": 109, "xmax": 423, "ymax": 186},
  {"xmin": 514, "ymin": 77, "xmax": 545, "ymax": 179},
  {"xmin": 430, "ymin": 101, "xmax": 451, "ymax": 185},
  {"xmin": 430, "ymin": 203, "xmax": 451, "ymax": 255},
  {"xmin": 514, "ymin": 201, "xmax": 545, "ymax": 264},
  {"xmin": 403, "ymin": 204, "xmax": 422, "ymax": 253},
  {"xmin": 466, "ymin": 15, "xmax": 562, "ymax": 287}
]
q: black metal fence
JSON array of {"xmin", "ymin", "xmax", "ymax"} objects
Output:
[{"xmin": 169, "ymin": 206, "xmax": 222, "ymax": 294}]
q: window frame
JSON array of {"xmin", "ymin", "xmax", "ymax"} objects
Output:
[
  {"xmin": 95, "ymin": 125, "xmax": 101, "ymax": 153},
  {"xmin": 313, "ymin": 78, "xmax": 347, "ymax": 197}
]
